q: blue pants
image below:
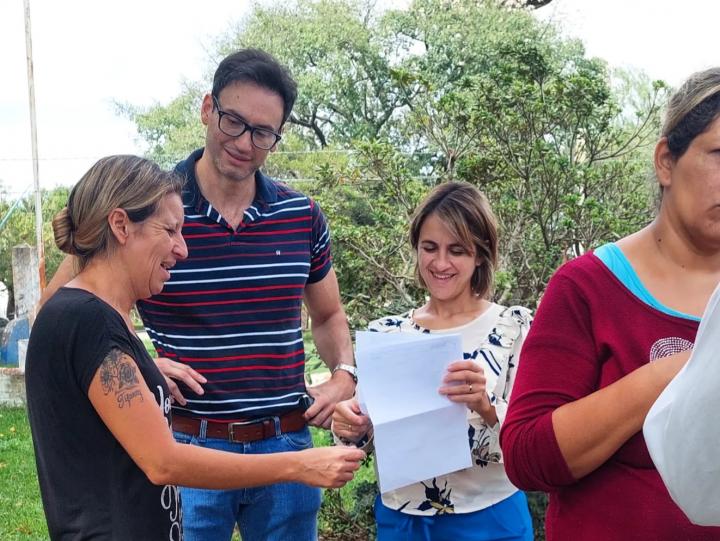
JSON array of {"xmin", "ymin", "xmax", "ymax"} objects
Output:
[
  {"xmin": 375, "ymin": 490, "xmax": 533, "ymax": 541},
  {"xmin": 174, "ymin": 426, "xmax": 321, "ymax": 541}
]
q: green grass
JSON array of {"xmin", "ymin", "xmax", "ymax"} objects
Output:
[
  {"xmin": 0, "ymin": 407, "xmax": 48, "ymax": 540},
  {"xmin": 314, "ymin": 429, "xmax": 377, "ymax": 541},
  {"xmin": 0, "ymin": 407, "xmax": 377, "ymax": 541}
]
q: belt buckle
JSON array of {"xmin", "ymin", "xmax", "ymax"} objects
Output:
[{"xmin": 228, "ymin": 416, "xmax": 274, "ymax": 442}]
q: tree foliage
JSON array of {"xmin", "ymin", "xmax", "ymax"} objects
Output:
[
  {"xmin": 117, "ymin": 84, "xmax": 206, "ymax": 170},
  {"xmin": 456, "ymin": 43, "xmax": 667, "ymax": 302},
  {"xmin": 225, "ymin": 0, "xmax": 407, "ymax": 147}
]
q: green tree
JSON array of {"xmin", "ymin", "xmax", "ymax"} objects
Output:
[
  {"xmin": 0, "ymin": 187, "xmax": 69, "ymax": 312},
  {"xmin": 456, "ymin": 42, "xmax": 667, "ymax": 303},
  {"xmin": 310, "ymin": 140, "xmax": 428, "ymax": 328},
  {"xmin": 118, "ymin": 84, "xmax": 206, "ymax": 170},
  {"xmin": 227, "ymin": 0, "xmax": 406, "ymax": 147}
]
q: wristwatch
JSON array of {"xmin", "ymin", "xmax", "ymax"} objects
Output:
[{"xmin": 333, "ymin": 363, "xmax": 358, "ymax": 383}]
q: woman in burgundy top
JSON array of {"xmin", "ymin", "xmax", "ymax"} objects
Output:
[{"xmin": 501, "ymin": 68, "xmax": 720, "ymax": 541}]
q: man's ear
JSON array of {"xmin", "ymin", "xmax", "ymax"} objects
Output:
[
  {"xmin": 270, "ymin": 124, "xmax": 285, "ymax": 154},
  {"xmin": 201, "ymin": 93, "xmax": 213, "ymax": 126},
  {"xmin": 654, "ymin": 137, "xmax": 675, "ymax": 189},
  {"xmin": 108, "ymin": 208, "xmax": 130, "ymax": 245}
]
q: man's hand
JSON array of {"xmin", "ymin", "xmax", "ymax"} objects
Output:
[
  {"xmin": 304, "ymin": 371, "xmax": 356, "ymax": 429},
  {"xmin": 154, "ymin": 357, "xmax": 207, "ymax": 406},
  {"xmin": 303, "ymin": 270, "xmax": 355, "ymax": 428}
]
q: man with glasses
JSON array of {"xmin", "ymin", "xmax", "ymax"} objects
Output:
[
  {"xmin": 136, "ymin": 49, "xmax": 357, "ymax": 541},
  {"xmin": 39, "ymin": 48, "xmax": 356, "ymax": 541}
]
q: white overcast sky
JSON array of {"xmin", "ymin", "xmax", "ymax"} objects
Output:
[{"xmin": 1, "ymin": 0, "xmax": 719, "ymax": 198}]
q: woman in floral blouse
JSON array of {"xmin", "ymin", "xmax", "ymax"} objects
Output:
[{"xmin": 332, "ymin": 182, "xmax": 533, "ymax": 541}]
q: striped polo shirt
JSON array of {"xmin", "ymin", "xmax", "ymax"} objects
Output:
[{"xmin": 136, "ymin": 148, "xmax": 332, "ymax": 420}]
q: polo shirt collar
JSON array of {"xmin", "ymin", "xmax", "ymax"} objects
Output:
[
  {"xmin": 176, "ymin": 148, "xmax": 278, "ymax": 211},
  {"xmin": 255, "ymin": 169, "xmax": 278, "ymax": 205}
]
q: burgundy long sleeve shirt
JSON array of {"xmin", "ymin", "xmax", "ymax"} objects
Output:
[{"xmin": 501, "ymin": 253, "xmax": 720, "ymax": 541}]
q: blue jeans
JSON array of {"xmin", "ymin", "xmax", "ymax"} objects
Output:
[
  {"xmin": 174, "ymin": 425, "xmax": 321, "ymax": 541},
  {"xmin": 375, "ymin": 490, "xmax": 533, "ymax": 541}
]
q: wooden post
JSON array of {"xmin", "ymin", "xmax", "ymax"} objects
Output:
[
  {"xmin": 12, "ymin": 244, "xmax": 40, "ymax": 324},
  {"xmin": 23, "ymin": 0, "xmax": 46, "ymax": 289}
]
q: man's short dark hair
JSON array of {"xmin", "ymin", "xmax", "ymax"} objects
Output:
[{"xmin": 212, "ymin": 49, "xmax": 298, "ymax": 125}]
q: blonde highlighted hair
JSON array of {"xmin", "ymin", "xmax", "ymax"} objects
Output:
[{"xmin": 52, "ymin": 155, "xmax": 183, "ymax": 270}]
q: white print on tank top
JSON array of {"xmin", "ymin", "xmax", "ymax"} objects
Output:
[
  {"xmin": 162, "ymin": 484, "xmax": 183, "ymax": 541},
  {"xmin": 157, "ymin": 385, "xmax": 173, "ymax": 425},
  {"xmin": 157, "ymin": 384, "xmax": 182, "ymax": 539}
]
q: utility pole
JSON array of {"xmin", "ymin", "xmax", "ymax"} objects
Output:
[{"xmin": 23, "ymin": 0, "xmax": 46, "ymax": 289}]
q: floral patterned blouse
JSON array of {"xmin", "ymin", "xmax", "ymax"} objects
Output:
[{"xmin": 368, "ymin": 303, "xmax": 532, "ymax": 515}]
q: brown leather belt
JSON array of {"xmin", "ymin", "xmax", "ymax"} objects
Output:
[{"xmin": 172, "ymin": 410, "xmax": 307, "ymax": 443}]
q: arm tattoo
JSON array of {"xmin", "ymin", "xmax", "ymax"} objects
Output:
[{"xmin": 99, "ymin": 348, "xmax": 144, "ymax": 408}]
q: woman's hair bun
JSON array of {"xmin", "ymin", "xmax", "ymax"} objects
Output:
[{"xmin": 52, "ymin": 207, "xmax": 78, "ymax": 255}]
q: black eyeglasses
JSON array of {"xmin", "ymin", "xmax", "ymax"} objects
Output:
[{"xmin": 212, "ymin": 96, "xmax": 282, "ymax": 150}]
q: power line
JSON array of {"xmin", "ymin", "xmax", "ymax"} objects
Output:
[{"xmin": 0, "ymin": 148, "xmax": 444, "ymax": 162}]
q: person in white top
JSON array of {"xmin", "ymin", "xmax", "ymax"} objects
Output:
[{"xmin": 332, "ymin": 182, "xmax": 533, "ymax": 541}]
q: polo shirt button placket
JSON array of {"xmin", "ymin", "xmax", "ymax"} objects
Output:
[{"xmin": 228, "ymin": 224, "xmax": 238, "ymax": 247}]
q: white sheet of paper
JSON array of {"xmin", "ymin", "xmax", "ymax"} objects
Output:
[
  {"xmin": 356, "ymin": 331, "xmax": 472, "ymax": 492},
  {"xmin": 354, "ymin": 331, "xmax": 415, "ymax": 416},
  {"xmin": 644, "ymin": 282, "xmax": 720, "ymax": 525}
]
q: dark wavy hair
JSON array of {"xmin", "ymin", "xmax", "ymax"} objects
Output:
[{"xmin": 212, "ymin": 49, "xmax": 298, "ymax": 125}]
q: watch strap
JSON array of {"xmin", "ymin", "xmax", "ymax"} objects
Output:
[{"xmin": 333, "ymin": 363, "xmax": 358, "ymax": 382}]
